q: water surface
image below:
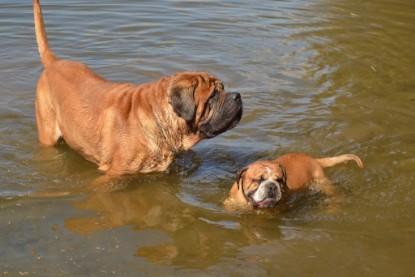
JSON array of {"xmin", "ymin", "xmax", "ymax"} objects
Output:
[{"xmin": 1, "ymin": 0, "xmax": 415, "ymax": 275}]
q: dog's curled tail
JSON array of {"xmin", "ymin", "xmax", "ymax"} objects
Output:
[
  {"xmin": 33, "ymin": 0, "xmax": 57, "ymax": 66},
  {"xmin": 316, "ymin": 154, "xmax": 363, "ymax": 169}
]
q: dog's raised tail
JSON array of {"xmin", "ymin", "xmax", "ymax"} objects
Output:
[
  {"xmin": 316, "ymin": 154, "xmax": 363, "ymax": 169},
  {"xmin": 33, "ymin": 0, "xmax": 57, "ymax": 66}
]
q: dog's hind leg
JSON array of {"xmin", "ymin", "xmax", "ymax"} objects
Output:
[
  {"xmin": 309, "ymin": 177, "xmax": 335, "ymax": 196},
  {"xmin": 35, "ymin": 100, "xmax": 61, "ymax": 146},
  {"xmin": 35, "ymin": 81, "xmax": 61, "ymax": 146}
]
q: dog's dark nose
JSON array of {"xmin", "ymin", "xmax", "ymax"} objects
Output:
[
  {"xmin": 267, "ymin": 184, "xmax": 276, "ymax": 198},
  {"xmin": 231, "ymin": 92, "xmax": 241, "ymax": 101}
]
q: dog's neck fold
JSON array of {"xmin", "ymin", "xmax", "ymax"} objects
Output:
[{"xmin": 150, "ymin": 86, "xmax": 202, "ymax": 154}]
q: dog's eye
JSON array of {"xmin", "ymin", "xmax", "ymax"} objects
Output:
[
  {"xmin": 276, "ymin": 178, "xmax": 284, "ymax": 183},
  {"xmin": 258, "ymin": 177, "xmax": 265, "ymax": 183},
  {"xmin": 209, "ymin": 90, "xmax": 219, "ymax": 102},
  {"xmin": 252, "ymin": 177, "xmax": 263, "ymax": 183},
  {"xmin": 207, "ymin": 90, "xmax": 219, "ymax": 108}
]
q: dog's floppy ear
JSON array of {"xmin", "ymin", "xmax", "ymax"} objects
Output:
[
  {"xmin": 169, "ymin": 79, "xmax": 198, "ymax": 126},
  {"xmin": 236, "ymin": 166, "xmax": 249, "ymax": 193},
  {"xmin": 278, "ymin": 164, "xmax": 287, "ymax": 184}
]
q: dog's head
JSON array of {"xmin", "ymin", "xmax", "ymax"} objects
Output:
[
  {"xmin": 225, "ymin": 161, "xmax": 288, "ymax": 210},
  {"xmin": 169, "ymin": 72, "xmax": 243, "ymax": 139}
]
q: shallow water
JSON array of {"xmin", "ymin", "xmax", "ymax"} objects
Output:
[{"xmin": 1, "ymin": 0, "xmax": 415, "ymax": 275}]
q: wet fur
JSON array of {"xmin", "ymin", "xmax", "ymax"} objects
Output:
[{"xmin": 225, "ymin": 153, "xmax": 363, "ymax": 211}]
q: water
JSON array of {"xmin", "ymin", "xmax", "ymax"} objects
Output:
[{"xmin": 1, "ymin": 0, "xmax": 415, "ymax": 275}]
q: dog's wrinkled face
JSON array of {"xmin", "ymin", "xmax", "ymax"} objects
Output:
[
  {"xmin": 169, "ymin": 72, "xmax": 243, "ymax": 138},
  {"xmin": 233, "ymin": 161, "xmax": 287, "ymax": 209}
]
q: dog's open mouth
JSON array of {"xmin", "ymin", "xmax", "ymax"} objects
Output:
[{"xmin": 250, "ymin": 197, "xmax": 277, "ymax": 209}]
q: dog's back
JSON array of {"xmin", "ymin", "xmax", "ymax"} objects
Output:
[
  {"xmin": 274, "ymin": 153, "xmax": 362, "ymax": 190},
  {"xmin": 274, "ymin": 153, "xmax": 326, "ymax": 190}
]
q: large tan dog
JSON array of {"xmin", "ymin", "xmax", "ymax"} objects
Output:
[
  {"xmin": 33, "ymin": 0, "xmax": 242, "ymax": 175},
  {"xmin": 224, "ymin": 153, "xmax": 363, "ymax": 210}
]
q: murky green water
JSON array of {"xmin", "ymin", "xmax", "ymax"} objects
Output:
[{"xmin": 1, "ymin": 0, "xmax": 415, "ymax": 275}]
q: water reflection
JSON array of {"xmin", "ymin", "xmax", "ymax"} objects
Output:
[{"xmin": 63, "ymin": 179, "xmax": 286, "ymax": 268}]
